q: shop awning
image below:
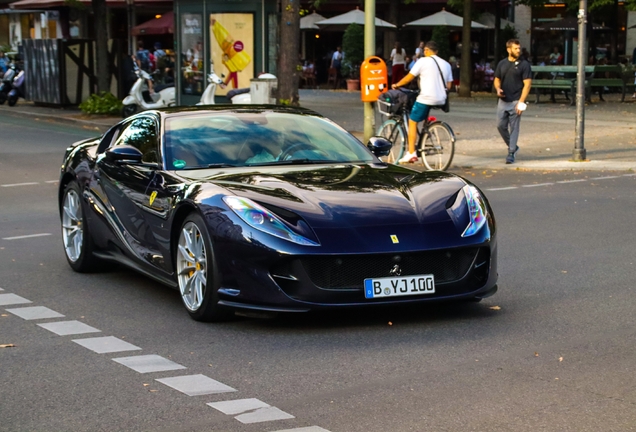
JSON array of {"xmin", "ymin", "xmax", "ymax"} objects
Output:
[
  {"xmin": 533, "ymin": 16, "xmax": 609, "ymax": 31},
  {"xmin": 132, "ymin": 10, "xmax": 174, "ymax": 36},
  {"xmin": 9, "ymin": 0, "xmax": 171, "ymax": 10},
  {"xmin": 403, "ymin": 9, "xmax": 487, "ymax": 29}
]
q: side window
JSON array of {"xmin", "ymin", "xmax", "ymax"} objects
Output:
[{"xmin": 114, "ymin": 116, "xmax": 159, "ymax": 163}]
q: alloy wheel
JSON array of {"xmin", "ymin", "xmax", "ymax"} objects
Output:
[
  {"xmin": 62, "ymin": 189, "xmax": 84, "ymax": 262},
  {"xmin": 177, "ymin": 222, "xmax": 208, "ymax": 312}
]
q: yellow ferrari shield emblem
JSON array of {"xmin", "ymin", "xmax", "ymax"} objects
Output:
[
  {"xmin": 390, "ymin": 235, "xmax": 399, "ymax": 244},
  {"xmin": 149, "ymin": 191, "xmax": 158, "ymax": 206}
]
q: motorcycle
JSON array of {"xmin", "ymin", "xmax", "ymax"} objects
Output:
[
  {"xmin": 7, "ymin": 68, "xmax": 24, "ymax": 107},
  {"xmin": 198, "ymin": 65, "xmax": 275, "ymax": 105},
  {"xmin": 0, "ymin": 64, "xmax": 16, "ymax": 105},
  {"xmin": 122, "ymin": 63, "xmax": 175, "ymax": 117}
]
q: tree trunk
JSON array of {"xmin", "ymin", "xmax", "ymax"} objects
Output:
[
  {"xmin": 93, "ymin": 0, "xmax": 110, "ymax": 93},
  {"xmin": 386, "ymin": 0, "xmax": 398, "ymax": 57},
  {"xmin": 277, "ymin": 0, "xmax": 300, "ymax": 106},
  {"xmin": 459, "ymin": 0, "xmax": 472, "ymax": 97},
  {"xmin": 493, "ymin": 0, "xmax": 501, "ymax": 69}
]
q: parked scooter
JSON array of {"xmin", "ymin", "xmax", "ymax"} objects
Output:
[
  {"xmin": 7, "ymin": 68, "xmax": 24, "ymax": 106},
  {"xmin": 0, "ymin": 64, "xmax": 17, "ymax": 105},
  {"xmin": 198, "ymin": 65, "xmax": 275, "ymax": 105},
  {"xmin": 122, "ymin": 62, "xmax": 175, "ymax": 117}
]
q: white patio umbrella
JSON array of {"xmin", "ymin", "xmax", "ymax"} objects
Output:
[
  {"xmin": 315, "ymin": 8, "xmax": 397, "ymax": 31},
  {"xmin": 476, "ymin": 12, "xmax": 516, "ymax": 30},
  {"xmin": 403, "ymin": 9, "xmax": 487, "ymax": 29},
  {"xmin": 300, "ymin": 12, "xmax": 326, "ymax": 30}
]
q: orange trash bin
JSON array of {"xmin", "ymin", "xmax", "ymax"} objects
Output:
[{"xmin": 360, "ymin": 56, "xmax": 388, "ymax": 102}]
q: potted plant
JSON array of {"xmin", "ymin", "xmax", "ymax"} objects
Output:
[{"xmin": 342, "ymin": 23, "xmax": 364, "ymax": 91}]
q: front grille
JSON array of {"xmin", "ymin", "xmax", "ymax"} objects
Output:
[{"xmin": 300, "ymin": 248, "xmax": 480, "ymax": 290}]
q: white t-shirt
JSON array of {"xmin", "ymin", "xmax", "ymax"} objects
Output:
[
  {"xmin": 332, "ymin": 51, "xmax": 343, "ymax": 62},
  {"xmin": 390, "ymin": 48, "xmax": 406, "ymax": 65},
  {"xmin": 408, "ymin": 55, "xmax": 453, "ymax": 106}
]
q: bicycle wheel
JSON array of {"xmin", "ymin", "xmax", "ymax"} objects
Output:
[
  {"xmin": 376, "ymin": 119, "xmax": 406, "ymax": 164},
  {"xmin": 421, "ymin": 122, "xmax": 455, "ymax": 171}
]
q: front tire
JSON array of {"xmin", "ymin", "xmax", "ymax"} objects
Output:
[
  {"xmin": 176, "ymin": 213, "xmax": 232, "ymax": 322},
  {"xmin": 121, "ymin": 104, "xmax": 138, "ymax": 118},
  {"xmin": 8, "ymin": 95, "xmax": 17, "ymax": 106},
  {"xmin": 0, "ymin": 92, "xmax": 6, "ymax": 105},
  {"xmin": 377, "ymin": 119, "xmax": 406, "ymax": 164},
  {"xmin": 61, "ymin": 182, "xmax": 99, "ymax": 272}
]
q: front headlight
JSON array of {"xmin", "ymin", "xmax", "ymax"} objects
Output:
[
  {"xmin": 223, "ymin": 196, "xmax": 319, "ymax": 246},
  {"xmin": 461, "ymin": 185, "xmax": 487, "ymax": 237}
]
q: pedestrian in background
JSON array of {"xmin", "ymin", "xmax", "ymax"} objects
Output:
[
  {"xmin": 632, "ymin": 45, "xmax": 636, "ymax": 99},
  {"xmin": 391, "ymin": 41, "xmax": 453, "ymax": 164},
  {"xmin": 390, "ymin": 42, "xmax": 407, "ymax": 85},
  {"xmin": 0, "ymin": 50, "xmax": 9, "ymax": 76},
  {"xmin": 331, "ymin": 46, "xmax": 343, "ymax": 74},
  {"xmin": 494, "ymin": 39, "xmax": 532, "ymax": 164}
]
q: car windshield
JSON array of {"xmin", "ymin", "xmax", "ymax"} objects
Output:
[{"xmin": 163, "ymin": 112, "xmax": 375, "ymax": 170}]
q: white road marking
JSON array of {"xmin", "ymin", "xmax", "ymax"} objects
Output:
[
  {"xmin": 73, "ymin": 336, "xmax": 142, "ymax": 354},
  {"xmin": 0, "ymin": 287, "xmax": 4, "ymax": 291},
  {"xmin": 557, "ymin": 179, "xmax": 587, "ymax": 183},
  {"xmin": 522, "ymin": 183, "xmax": 554, "ymax": 188},
  {"xmin": 590, "ymin": 176, "xmax": 620, "ymax": 180},
  {"xmin": 1, "ymin": 182, "xmax": 39, "ymax": 187},
  {"xmin": 486, "ymin": 186, "xmax": 518, "ymax": 191},
  {"xmin": 155, "ymin": 374, "xmax": 236, "ymax": 396},
  {"xmin": 270, "ymin": 427, "xmax": 332, "ymax": 432},
  {"xmin": 38, "ymin": 320, "xmax": 101, "ymax": 336},
  {"xmin": 623, "ymin": 173, "xmax": 636, "ymax": 176},
  {"xmin": 208, "ymin": 398, "xmax": 270, "ymax": 415},
  {"xmin": 2, "ymin": 233, "xmax": 52, "ymax": 240},
  {"xmin": 0, "ymin": 293, "xmax": 32, "ymax": 306},
  {"xmin": 44, "ymin": 180, "xmax": 59, "ymax": 183},
  {"xmin": 6, "ymin": 306, "xmax": 64, "ymax": 320},
  {"xmin": 113, "ymin": 354, "xmax": 186, "ymax": 374},
  {"xmin": 235, "ymin": 407, "xmax": 295, "ymax": 424}
]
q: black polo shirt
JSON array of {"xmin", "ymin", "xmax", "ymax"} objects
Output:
[{"xmin": 494, "ymin": 58, "xmax": 532, "ymax": 103}]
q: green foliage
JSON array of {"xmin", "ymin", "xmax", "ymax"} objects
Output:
[
  {"xmin": 342, "ymin": 23, "xmax": 364, "ymax": 79},
  {"xmin": 431, "ymin": 26, "xmax": 452, "ymax": 61},
  {"xmin": 79, "ymin": 92, "xmax": 123, "ymax": 115}
]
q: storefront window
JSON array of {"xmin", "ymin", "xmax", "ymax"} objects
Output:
[{"xmin": 181, "ymin": 13, "xmax": 204, "ymax": 96}]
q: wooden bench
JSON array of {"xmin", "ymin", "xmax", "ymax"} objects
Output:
[
  {"xmin": 589, "ymin": 65, "xmax": 635, "ymax": 102},
  {"xmin": 531, "ymin": 65, "xmax": 594, "ymax": 106}
]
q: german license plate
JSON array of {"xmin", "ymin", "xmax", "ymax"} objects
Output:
[{"xmin": 364, "ymin": 274, "xmax": 435, "ymax": 299}]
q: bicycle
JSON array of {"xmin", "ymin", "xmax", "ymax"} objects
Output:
[{"xmin": 376, "ymin": 88, "xmax": 456, "ymax": 171}]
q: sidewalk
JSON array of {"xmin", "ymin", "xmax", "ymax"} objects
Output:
[{"xmin": 2, "ymin": 90, "xmax": 635, "ymax": 171}]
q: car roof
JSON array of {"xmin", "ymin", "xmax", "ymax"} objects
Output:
[{"xmin": 148, "ymin": 104, "xmax": 324, "ymax": 121}]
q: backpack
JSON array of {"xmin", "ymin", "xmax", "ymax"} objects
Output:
[
  {"xmin": 137, "ymin": 49, "xmax": 151, "ymax": 72},
  {"xmin": 382, "ymin": 89, "xmax": 409, "ymax": 114}
]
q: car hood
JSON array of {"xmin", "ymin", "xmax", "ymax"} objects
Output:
[{"xmin": 178, "ymin": 164, "xmax": 466, "ymax": 229}]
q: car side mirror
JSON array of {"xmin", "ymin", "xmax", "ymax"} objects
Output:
[
  {"xmin": 367, "ymin": 136, "xmax": 393, "ymax": 157},
  {"xmin": 105, "ymin": 145, "xmax": 143, "ymax": 164}
]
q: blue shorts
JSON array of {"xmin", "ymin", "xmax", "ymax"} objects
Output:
[{"xmin": 410, "ymin": 102, "xmax": 431, "ymax": 123}]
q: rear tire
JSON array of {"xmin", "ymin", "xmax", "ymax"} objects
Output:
[
  {"xmin": 175, "ymin": 213, "xmax": 232, "ymax": 322},
  {"xmin": 61, "ymin": 181, "xmax": 100, "ymax": 272},
  {"xmin": 376, "ymin": 119, "xmax": 406, "ymax": 164},
  {"xmin": 420, "ymin": 122, "xmax": 455, "ymax": 171},
  {"xmin": 8, "ymin": 96, "xmax": 17, "ymax": 107},
  {"xmin": 121, "ymin": 104, "xmax": 138, "ymax": 118},
  {"xmin": 0, "ymin": 92, "xmax": 6, "ymax": 105}
]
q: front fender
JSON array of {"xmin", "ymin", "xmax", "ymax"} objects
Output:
[{"xmin": 123, "ymin": 95, "xmax": 137, "ymax": 105}]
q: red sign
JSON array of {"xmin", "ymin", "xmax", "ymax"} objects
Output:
[{"xmin": 233, "ymin": 41, "xmax": 244, "ymax": 52}]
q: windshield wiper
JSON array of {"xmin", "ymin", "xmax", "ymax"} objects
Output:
[
  {"xmin": 246, "ymin": 159, "xmax": 331, "ymax": 166},
  {"xmin": 207, "ymin": 163, "xmax": 237, "ymax": 168}
]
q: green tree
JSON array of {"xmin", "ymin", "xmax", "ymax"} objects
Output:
[
  {"xmin": 431, "ymin": 26, "xmax": 451, "ymax": 60},
  {"xmin": 342, "ymin": 23, "xmax": 364, "ymax": 79}
]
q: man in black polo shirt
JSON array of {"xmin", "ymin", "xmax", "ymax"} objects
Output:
[{"xmin": 494, "ymin": 39, "xmax": 532, "ymax": 164}]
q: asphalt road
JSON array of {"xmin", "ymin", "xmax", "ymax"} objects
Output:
[{"xmin": 2, "ymin": 114, "xmax": 636, "ymax": 432}]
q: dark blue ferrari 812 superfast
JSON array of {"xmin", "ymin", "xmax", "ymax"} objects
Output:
[{"xmin": 58, "ymin": 106, "xmax": 497, "ymax": 321}]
